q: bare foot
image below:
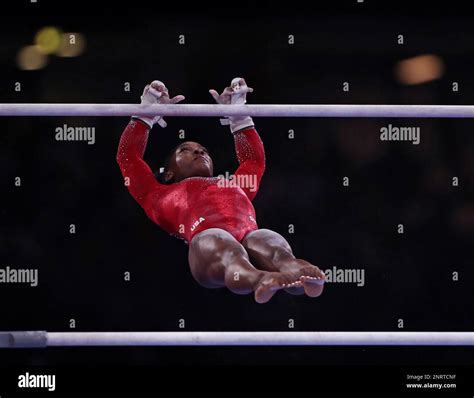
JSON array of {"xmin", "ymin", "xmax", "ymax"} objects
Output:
[
  {"xmin": 280, "ymin": 260, "xmax": 325, "ymax": 298},
  {"xmin": 284, "ymin": 286, "xmax": 305, "ymax": 295},
  {"xmin": 254, "ymin": 272, "xmax": 302, "ymax": 304},
  {"xmin": 299, "ymin": 274, "xmax": 325, "ymax": 297}
]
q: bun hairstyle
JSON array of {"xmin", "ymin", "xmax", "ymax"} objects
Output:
[
  {"xmin": 155, "ymin": 167, "xmax": 168, "ymax": 184},
  {"xmin": 155, "ymin": 144, "xmax": 179, "ymax": 184}
]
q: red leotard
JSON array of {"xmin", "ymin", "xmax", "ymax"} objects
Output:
[{"xmin": 116, "ymin": 119, "xmax": 265, "ymax": 244}]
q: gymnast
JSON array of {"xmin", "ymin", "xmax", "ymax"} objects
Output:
[{"xmin": 116, "ymin": 78, "xmax": 325, "ymax": 303}]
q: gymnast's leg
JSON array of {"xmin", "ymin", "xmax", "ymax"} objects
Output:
[
  {"xmin": 188, "ymin": 228, "xmax": 302, "ymax": 303},
  {"xmin": 241, "ymin": 229, "xmax": 325, "ymax": 297}
]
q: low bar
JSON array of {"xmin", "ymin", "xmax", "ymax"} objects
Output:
[
  {"xmin": 1, "ymin": 331, "xmax": 473, "ymax": 347},
  {"xmin": 1, "ymin": 104, "xmax": 474, "ymax": 118}
]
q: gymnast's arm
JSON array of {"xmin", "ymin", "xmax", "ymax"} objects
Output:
[
  {"xmin": 116, "ymin": 80, "xmax": 185, "ymax": 210},
  {"xmin": 116, "ymin": 118, "xmax": 166, "ymax": 207},
  {"xmin": 234, "ymin": 127, "xmax": 266, "ymax": 201},
  {"xmin": 209, "ymin": 77, "xmax": 264, "ymax": 200}
]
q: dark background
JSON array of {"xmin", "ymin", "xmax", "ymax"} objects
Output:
[{"xmin": 0, "ymin": 0, "xmax": 473, "ymax": 391}]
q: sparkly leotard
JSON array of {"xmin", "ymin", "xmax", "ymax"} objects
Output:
[{"xmin": 116, "ymin": 119, "xmax": 265, "ymax": 243}]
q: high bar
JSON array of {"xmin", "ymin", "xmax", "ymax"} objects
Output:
[
  {"xmin": 1, "ymin": 331, "xmax": 474, "ymax": 347},
  {"xmin": 1, "ymin": 104, "xmax": 474, "ymax": 117}
]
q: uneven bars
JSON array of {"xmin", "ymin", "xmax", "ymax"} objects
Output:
[
  {"xmin": 1, "ymin": 331, "xmax": 474, "ymax": 347},
  {"xmin": 1, "ymin": 104, "xmax": 474, "ymax": 117}
]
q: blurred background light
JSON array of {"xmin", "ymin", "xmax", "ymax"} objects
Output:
[
  {"xmin": 35, "ymin": 26, "xmax": 62, "ymax": 55},
  {"xmin": 16, "ymin": 45, "xmax": 48, "ymax": 70},
  {"xmin": 56, "ymin": 32, "xmax": 87, "ymax": 57},
  {"xmin": 395, "ymin": 54, "xmax": 445, "ymax": 85}
]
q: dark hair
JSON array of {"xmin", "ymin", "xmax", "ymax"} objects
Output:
[{"xmin": 155, "ymin": 143, "xmax": 180, "ymax": 184}]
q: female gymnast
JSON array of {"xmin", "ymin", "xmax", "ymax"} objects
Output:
[{"xmin": 116, "ymin": 78, "xmax": 325, "ymax": 303}]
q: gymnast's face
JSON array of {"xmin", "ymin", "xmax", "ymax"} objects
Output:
[{"xmin": 164, "ymin": 141, "xmax": 214, "ymax": 183}]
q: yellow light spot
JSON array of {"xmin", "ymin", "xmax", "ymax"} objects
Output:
[
  {"xmin": 17, "ymin": 45, "xmax": 48, "ymax": 70},
  {"xmin": 395, "ymin": 54, "xmax": 445, "ymax": 85},
  {"xmin": 35, "ymin": 26, "xmax": 62, "ymax": 54},
  {"xmin": 57, "ymin": 33, "xmax": 86, "ymax": 57}
]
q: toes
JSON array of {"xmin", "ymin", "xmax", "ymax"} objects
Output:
[
  {"xmin": 300, "ymin": 275, "xmax": 325, "ymax": 285},
  {"xmin": 282, "ymin": 280, "xmax": 303, "ymax": 288}
]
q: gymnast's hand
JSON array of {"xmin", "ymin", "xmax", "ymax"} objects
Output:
[
  {"xmin": 209, "ymin": 77, "xmax": 255, "ymax": 134},
  {"xmin": 134, "ymin": 80, "xmax": 185, "ymax": 129},
  {"xmin": 209, "ymin": 77, "xmax": 253, "ymax": 105}
]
